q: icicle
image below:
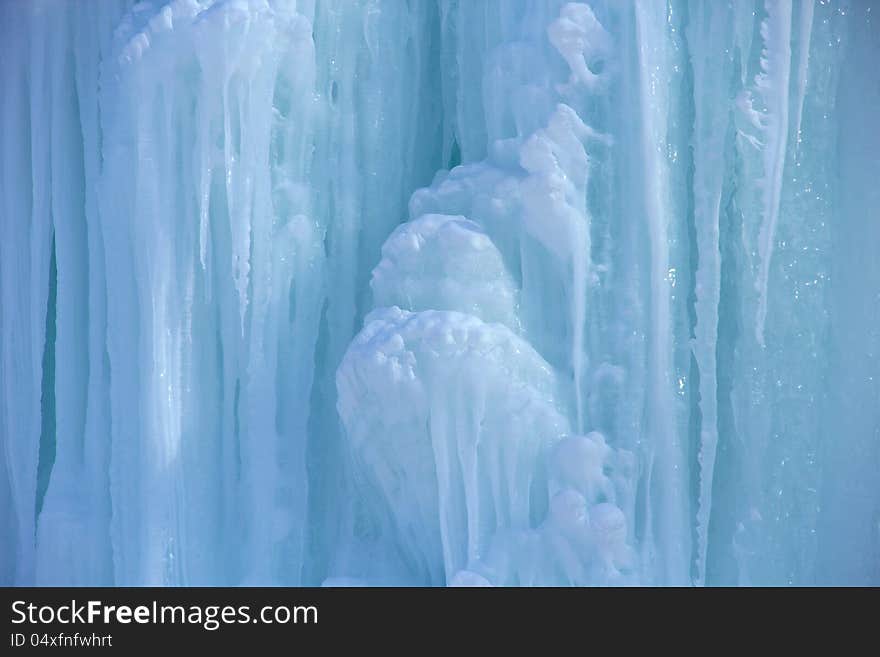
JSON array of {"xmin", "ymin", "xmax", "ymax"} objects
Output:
[
  {"xmin": 687, "ymin": 1, "xmax": 733, "ymax": 587},
  {"xmin": 633, "ymin": 0, "xmax": 690, "ymax": 585},
  {"xmin": 754, "ymin": 0, "xmax": 793, "ymax": 347}
]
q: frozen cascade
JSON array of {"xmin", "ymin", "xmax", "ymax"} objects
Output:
[
  {"xmin": 1, "ymin": 0, "xmax": 878, "ymax": 586},
  {"xmin": 337, "ymin": 307, "xmax": 571, "ymax": 584}
]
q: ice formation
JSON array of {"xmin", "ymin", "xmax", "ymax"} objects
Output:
[{"xmin": 1, "ymin": 0, "xmax": 878, "ymax": 586}]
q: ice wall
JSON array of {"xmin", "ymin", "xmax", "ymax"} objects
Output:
[{"xmin": 1, "ymin": 0, "xmax": 878, "ymax": 586}]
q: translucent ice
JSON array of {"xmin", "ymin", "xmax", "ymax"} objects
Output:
[{"xmin": 1, "ymin": 0, "xmax": 878, "ymax": 586}]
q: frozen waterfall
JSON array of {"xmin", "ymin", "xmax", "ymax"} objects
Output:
[{"xmin": 1, "ymin": 0, "xmax": 878, "ymax": 586}]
